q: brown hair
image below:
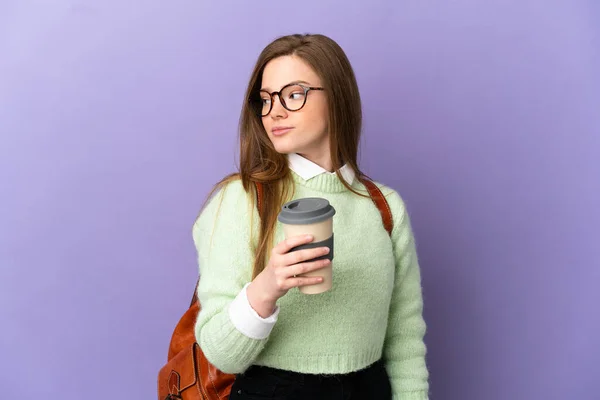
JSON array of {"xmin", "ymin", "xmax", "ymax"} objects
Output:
[{"xmin": 205, "ymin": 33, "xmax": 369, "ymax": 279}]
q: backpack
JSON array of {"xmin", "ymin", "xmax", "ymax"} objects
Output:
[{"xmin": 157, "ymin": 178, "xmax": 393, "ymax": 400}]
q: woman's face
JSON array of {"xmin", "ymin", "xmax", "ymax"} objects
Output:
[{"xmin": 260, "ymin": 55, "xmax": 329, "ymax": 159}]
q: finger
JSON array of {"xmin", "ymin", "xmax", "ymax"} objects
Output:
[
  {"xmin": 287, "ymin": 258, "xmax": 331, "ymax": 278},
  {"xmin": 274, "ymin": 234, "xmax": 314, "ymax": 255},
  {"xmin": 282, "ymin": 276, "xmax": 324, "ymax": 290},
  {"xmin": 282, "ymin": 246, "xmax": 330, "ymax": 267}
]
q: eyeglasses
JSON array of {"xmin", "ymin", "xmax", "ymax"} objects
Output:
[{"xmin": 253, "ymin": 83, "xmax": 325, "ymax": 117}]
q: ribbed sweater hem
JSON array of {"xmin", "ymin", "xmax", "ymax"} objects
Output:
[{"xmin": 252, "ymin": 346, "xmax": 383, "ymax": 374}]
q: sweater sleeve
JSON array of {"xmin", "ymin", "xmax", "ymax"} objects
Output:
[
  {"xmin": 383, "ymin": 189, "xmax": 430, "ymax": 400},
  {"xmin": 192, "ymin": 180, "xmax": 271, "ymax": 374}
]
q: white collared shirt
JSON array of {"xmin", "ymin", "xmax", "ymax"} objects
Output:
[
  {"xmin": 227, "ymin": 153, "xmax": 355, "ymax": 339},
  {"xmin": 287, "ymin": 153, "xmax": 356, "ymax": 184}
]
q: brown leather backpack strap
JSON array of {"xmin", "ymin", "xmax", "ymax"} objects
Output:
[
  {"xmin": 255, "ymin": 181, "xmax": 263, "ymax": 216},
  {"xmin": 361, "ymin": 178, "xmax": 394, "ymax": 236},
  {"xmin": 190, "ymin": 278, "xmax": 200, "ymax": 307},
  {"xmin": 189, "ymin": 181, "xmax": 264, "ymax": 307}
]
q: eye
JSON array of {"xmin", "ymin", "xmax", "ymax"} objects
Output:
[{"xmin": 288, "ymin": 91, "xmax": 304, "ymax": 100}]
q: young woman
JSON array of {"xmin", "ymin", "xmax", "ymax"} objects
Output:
[{"xmin": 193, "ymin": 33, "xmax": 429, "ymax": 399}]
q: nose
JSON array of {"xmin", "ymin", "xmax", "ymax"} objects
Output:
[{"xmin": 269, "ymin": 93, "xmax": 287, "ymax": 118}]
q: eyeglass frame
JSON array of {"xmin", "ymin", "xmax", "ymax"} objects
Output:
[{"xmin": 253, "ymin": 82, "xmax": 325, "ymax": 117}]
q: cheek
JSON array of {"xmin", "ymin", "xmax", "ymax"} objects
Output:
[
  {"xmin": 261, "ymin": 118, "xmax": 271, "ymax": 132},
  {"xmin": 311, "ymin": 117, "xmax": 328, "ymax": 136},
  {"xmin": 302, "ymin": 100, "xmax": 328, "ymax": 131}
]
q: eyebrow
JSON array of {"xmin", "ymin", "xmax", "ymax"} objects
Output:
[{"xmin": 260, "ymin": 80, "xmax": 312, "ymax": 92}]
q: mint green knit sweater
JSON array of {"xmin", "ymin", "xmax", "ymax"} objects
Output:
[{"xmin": 193, "ymin": 171, "xmax": 429, "ymax": 399}]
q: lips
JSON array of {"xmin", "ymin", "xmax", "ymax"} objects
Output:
[{"xmin": 271, "ymin": 127, "xmax": 294, "ymax": 136}]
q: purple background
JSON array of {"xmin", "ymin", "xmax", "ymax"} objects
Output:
[{"xmin": 1, "ymin": 1, "xmax": 599, "ymax": 399}]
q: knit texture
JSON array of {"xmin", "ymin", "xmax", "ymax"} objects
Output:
[{"xmin": 193, "ymin": 171, "xmax": 429, "ymax": 399}]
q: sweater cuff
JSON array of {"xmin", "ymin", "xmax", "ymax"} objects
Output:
[
  {"xmin": 228, "ymin": 283, "xmax": 280, "ymax": 340},
  {"xmin": 393, "ymin": 391, "xmax": 429, "ymax": 400}
]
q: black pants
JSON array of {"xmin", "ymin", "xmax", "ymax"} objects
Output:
[{"xmin": 228, "ymin": 359, "xmax": 392, "ymax": 400}]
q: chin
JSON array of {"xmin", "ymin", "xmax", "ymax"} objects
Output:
[
  {"xmin": 270, "ymin": 137, "xmax": 300, "ymax": 155},
  {"xmin": 272, "ymin": 145, "xmax": 295, "ymax": 155}
]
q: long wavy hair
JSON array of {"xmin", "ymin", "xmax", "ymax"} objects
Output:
[{"xmin": 204, "ymin": 33, "xmax": 369, "ymax": 279}]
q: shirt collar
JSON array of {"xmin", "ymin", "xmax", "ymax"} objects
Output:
[{"xmin": 287, "ymin": 153, "xmax": 355, "ymax": 184}]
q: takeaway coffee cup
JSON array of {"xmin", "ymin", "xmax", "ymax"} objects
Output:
[{"xmin": 277, "ymin": 197, "xmax": 335, "ymax": 294}]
